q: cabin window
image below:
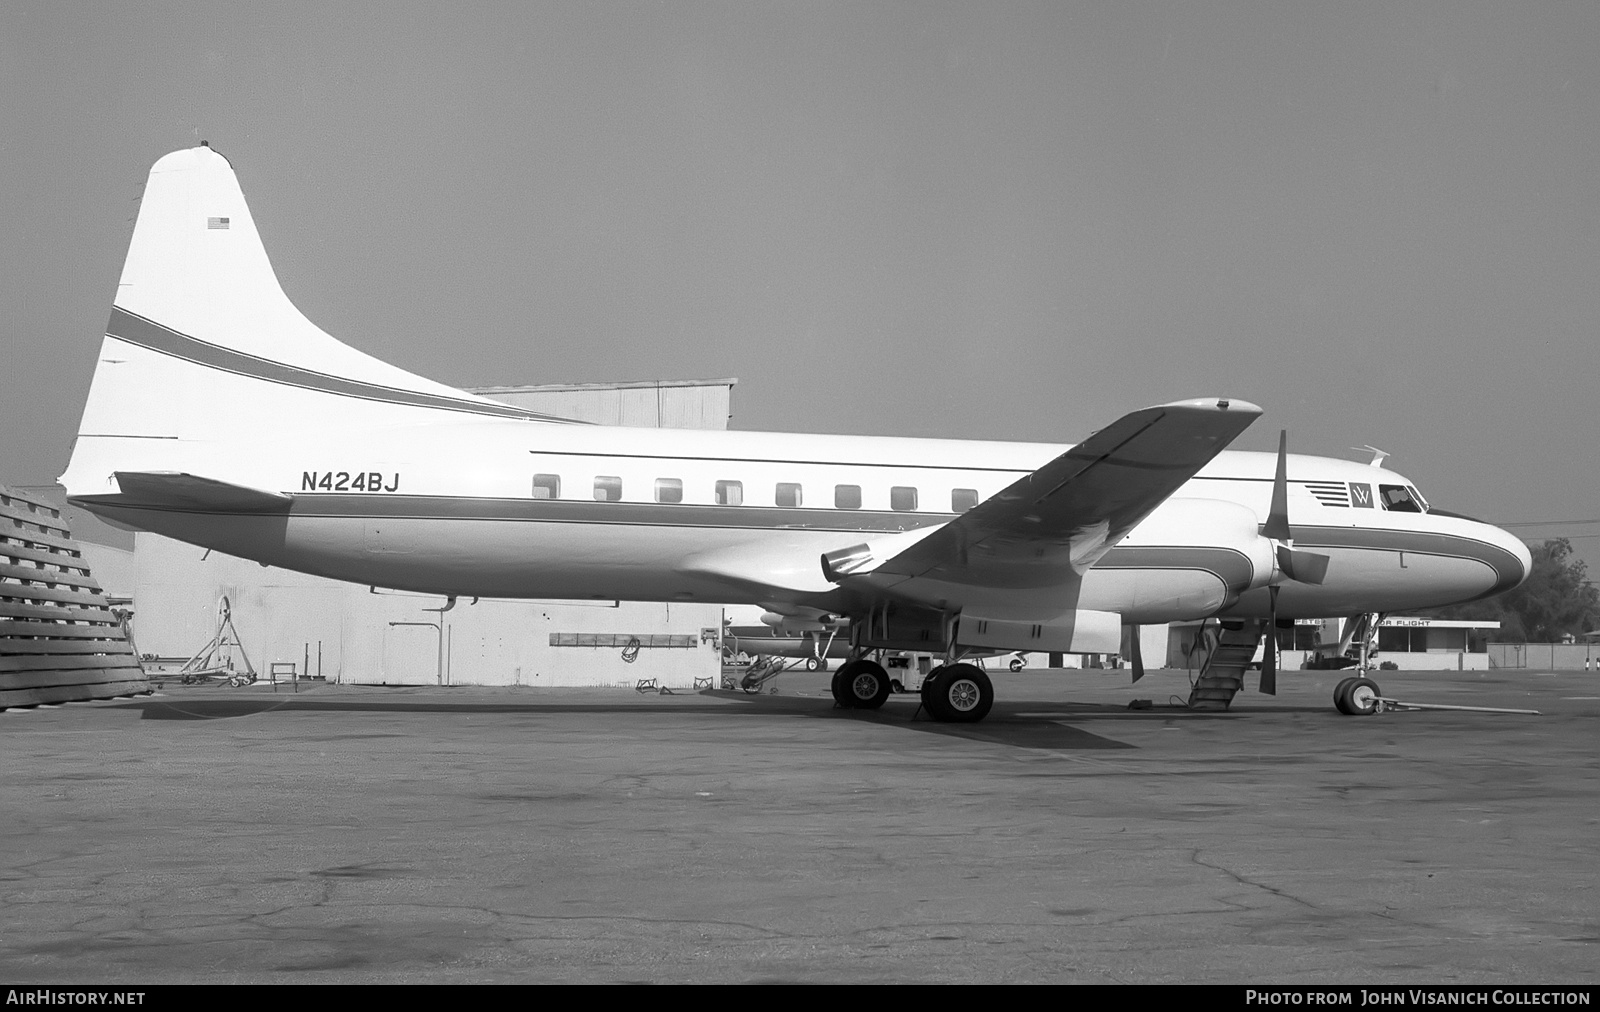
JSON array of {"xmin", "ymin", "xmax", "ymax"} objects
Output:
[
  {"xmin": 952, "ymin": 488, "xmax": 979, "ymax": 513},
  {"xmin": 654, "ymin": 478, "xmax": 683, "ymax": 504},
  {"xmin": 775, "ymin": 482, "xmax": 802, "ymax": 508},
  {"xmin": 715, "ymin": 480, "xmax": 743, "ymax": 506},
  {"xmin": 532, "ymin": 474, "xmax": 560, "ymax": 500},
  {"xmin": 1379, "ymin": 484, "xmax": 1422, "ymax": 513},
  {"xmin": 890, "ymin": 486, "xmax": 918, "ymax": 512},
  {"xmin": 593, "ymin": 476, "xmax": 622, "ymax": 502},
  {"xmin": 834, "ymin": 484, "xmax": 862, "ymax": 510}
]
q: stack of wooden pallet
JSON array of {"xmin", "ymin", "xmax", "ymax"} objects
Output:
[{"xmin": 1, "ymin": 484, "xmax": 150, "ymax": 708}]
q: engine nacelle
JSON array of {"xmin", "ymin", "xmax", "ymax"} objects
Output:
[
  {"xmin": 1080, "ymin": 497, "xmax": 1277, "ymax": 623},
  {"xmin": 759, "ymin": 610, "xmax": 838, "ymax": 635}
]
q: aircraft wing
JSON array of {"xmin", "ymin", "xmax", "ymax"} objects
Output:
[
  {"xmin": 862, "ymin": 398, "xmax": 1260, "ymax": 590},
  {"xmin": 103, "ymin": 471, "xmax": 292, "ymax": 513}
]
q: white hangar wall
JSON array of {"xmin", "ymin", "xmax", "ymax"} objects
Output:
[
  {"xmin": 131, "ymin": 535, "xmax": 720, "ymax": 687},
  {"xmin": 128, "ymin": 380, "xmax": 736, "ymax": 687}
]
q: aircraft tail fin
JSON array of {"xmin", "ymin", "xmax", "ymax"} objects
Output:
[{"xmin": 62, "ymin": 145, "xmax": 569, "ymax": 495}]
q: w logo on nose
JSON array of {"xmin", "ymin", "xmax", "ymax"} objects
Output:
[{"xmin": 1349, "ymin": 482, "xmax": 1374, "ymax": 508}]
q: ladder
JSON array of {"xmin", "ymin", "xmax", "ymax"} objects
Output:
[
  {"xmin": 1187, "ymin": 619, "xmax": 1265, "ymax": 710},
  {"xmin": 738, "ymin": 655, "xmax": 790, "ymax": 693}
]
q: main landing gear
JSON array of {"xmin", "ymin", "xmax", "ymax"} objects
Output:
[
  {"xmin": 1333, "ymin": 675, "xmax": 1381, "ymax": 716},
  {"xmin": 831, "ymin": 658, "xmax": 891, "ymax": 709},
  {"xmin": 920, "ymin": 663, "xmax": 994, "ymax": 723},
  {"xmin": 831, "ymin": 658, "xmax": 996, "ymax": 722}
]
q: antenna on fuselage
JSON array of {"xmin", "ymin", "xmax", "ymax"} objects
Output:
[{"xmin": 1353, "ymin": 445, "xmax": 1389, "ymax": 467}]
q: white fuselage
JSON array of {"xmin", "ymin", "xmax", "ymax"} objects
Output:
[{"xmin": 71, "ymin": 416, "xmax": 1529, "ymax": 625}]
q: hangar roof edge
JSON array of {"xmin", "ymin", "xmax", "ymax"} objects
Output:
[{"xmin": 468, "ymin": 378, "xmax": 738, "ymax": 395}]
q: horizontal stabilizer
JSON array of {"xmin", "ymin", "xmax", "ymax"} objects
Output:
[{"xmin": 105, "ymin": 472, "xmax": 291, "ymax": 513}]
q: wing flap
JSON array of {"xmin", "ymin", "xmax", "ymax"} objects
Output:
[{"xmin": 872, "ymin": 398, "xmax": 1260, "ymax": 589}]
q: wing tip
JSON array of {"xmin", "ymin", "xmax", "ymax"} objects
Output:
[{"xmin": 1155, "ymin": 397, "xmax": 1263, "ymax": 416}]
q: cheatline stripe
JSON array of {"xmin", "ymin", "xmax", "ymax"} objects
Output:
[
  {"xmin": 1288, "ymin": 524, "xmax": 1526, "ymax": 598},
  {"xmin": 1095, "ymin": 546, "xmax": 1256, "ymax": 592},
  {"xmin": 79, "ymin": 492, "xmax": 1529, "ymax": 599},
  {"xmin": 104, "ymin": 306, "xmax": 591, "ymax": 424},
  {"xmin": 76, "ymin": 487, "xmax": 1528, "ymax": 578},
  {"xmin": 79, "ymin": 489, "xmax": 1520, "ymax": 592},
  {"xmin": 77, "ymin": 492, "xmax": 954, "ymax": 534},
  {"xmin": 72, "ymin": 490, "xmax": 1259, "ymax": 583}
]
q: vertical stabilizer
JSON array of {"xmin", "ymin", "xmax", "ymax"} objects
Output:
[{"xmin": 63, "ymin": 145, "xmax": 567, "ymax": 495}]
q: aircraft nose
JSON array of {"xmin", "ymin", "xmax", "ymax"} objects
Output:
[
  {"xmin": 1506, "ymin": 529, "xmax": 1533, "ymax": 588},
  {"xmin": 1480, "ymin": 521, "xmax": 1532, "ymax": 595}
]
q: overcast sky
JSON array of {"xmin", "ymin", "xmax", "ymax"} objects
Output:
[{"xmin": 2, "ymin": 2, "xmax": 1596, "ymax": 572}]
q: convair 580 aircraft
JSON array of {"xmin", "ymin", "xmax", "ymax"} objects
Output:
[{"xmin": 60, "ymin": 146, "xmax": 1529, "ymax": 721}]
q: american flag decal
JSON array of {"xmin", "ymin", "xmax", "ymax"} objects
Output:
[{"xmin": 207, "ymin": 216, "xmax": 230, "ymax": 229}]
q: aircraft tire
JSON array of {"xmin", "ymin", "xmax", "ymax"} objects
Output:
[
  {"xmin": 922, "ymin": 663, "xmax": 994, "ymax": 723},
  {"xmin": 1338, "ymin": 677, "xmax": 1381, "ymax": 716},
  {"xmin": 830, "ymin": 668, "xmax": 853, "ymax": 707},
  {"xmin": 842, "ymin": 660, "xmax": 891, "ymax": 709},
  {"xmin": 1009, "ymin": 657, "xmax": 1025, "ymax": 672},
  {"xmin": 1332, "ymin": 676, "xmax": 1358, "ymax": 715},
  {"xmin": 806, "ymin": 657, "xmax": 822, "ymax": 671}
]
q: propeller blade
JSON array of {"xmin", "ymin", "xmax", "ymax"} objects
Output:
[
  {"xmin": 1263, "ymin": 429, "xmax": 1291, "ymax": 541},
  {"xmin": 1276, "ymin": 545, "xmax": 1332, "ymax": 585},
  {"xmin": 1260, "ymin": 587, "xmax": 1279, "ymax": 695},
  {"xmin": 1128, "ymin": 624, "xmax": 1145, "ymax": 683}
]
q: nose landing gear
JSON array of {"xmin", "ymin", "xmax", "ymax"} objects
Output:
[{"xmin": 1333, "ymin": 675, "xmax": 1381, "ymax": 715}]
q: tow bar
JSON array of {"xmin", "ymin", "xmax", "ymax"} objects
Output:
[{"xmin": 1372, "ymin": 696, "xmax": 1539, "ymax": 716}]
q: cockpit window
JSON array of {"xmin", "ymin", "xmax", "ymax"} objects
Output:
[
  {"xmin": 1379, "ymin": 484, "xmax": 1423, "ymax": 512},
  {"xmin": 1408, "ymin": 485, "xmax": 1429, "ymax": 512}
]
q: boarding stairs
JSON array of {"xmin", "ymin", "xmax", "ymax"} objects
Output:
[
  {"xmin": 1187, "ymin": 620, "xmax": 1266, "ymax": 710},
  {"xmin": 737, "ymin": 655, "xmax": 789, "ymax": 694}
]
